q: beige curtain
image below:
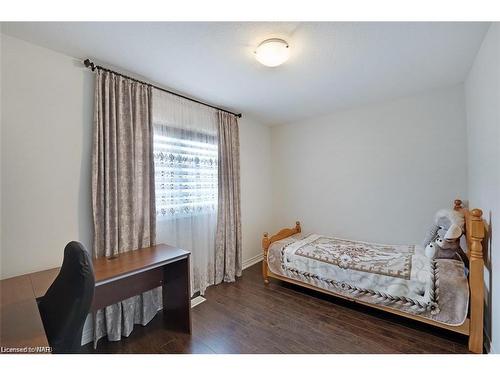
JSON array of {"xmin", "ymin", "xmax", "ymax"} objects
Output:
[
  {"xmin": 91, "ymin": 70, "xmax": 160, "ymax": 345},
  {"xmin": 215, "ymin": 111, "xmax": 242, "ymax": 283}
]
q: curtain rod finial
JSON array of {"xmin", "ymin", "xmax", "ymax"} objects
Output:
[{"xmin": 83, "ymin": 59, "xmax": 96, "ymax": 71}]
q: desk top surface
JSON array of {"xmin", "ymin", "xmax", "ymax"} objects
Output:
[
  {"xmin": 0, "ymin": 243, "xmax": 190, "ymax": 350},
  {"xmin": 0, "ymin": 275, "xmax": 50, "ymax": 349},
  {"xmin": 93, "ymin": 243, "xmax": 189, "ymax": 284}
]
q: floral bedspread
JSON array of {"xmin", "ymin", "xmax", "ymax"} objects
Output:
[
  {"xmin": 270, "ymin": 234, "xmax": 439, "ymax": 314},
  {"xmin": 293, "ymin": 234, "xmax": 414, "ymax": 279}
]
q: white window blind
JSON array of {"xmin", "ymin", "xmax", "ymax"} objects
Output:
[{"xmin": 153, "ymin": 126, "xmax": 218, "ymax": 219}]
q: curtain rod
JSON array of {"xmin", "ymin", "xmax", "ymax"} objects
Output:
[{"xmin": 83, "ymin": 59, "xmax": 242, "ymax": 118}]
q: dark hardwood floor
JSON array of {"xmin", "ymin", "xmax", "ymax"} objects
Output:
[{"xmin": 81, "ymin": 261, "xmax": 470, "ymax": 354}]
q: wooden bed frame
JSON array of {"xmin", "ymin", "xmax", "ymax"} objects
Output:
[{"xmin": 261, "ymin": 200, "xmax": 486, "ymax": 353}]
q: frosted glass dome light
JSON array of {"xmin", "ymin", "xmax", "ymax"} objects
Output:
[{"xmin": 255, "ymin": 38, "xmax": 290, "ymax": 67}]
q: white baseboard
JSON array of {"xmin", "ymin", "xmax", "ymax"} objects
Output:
[
  {"xmin": 81, "ymin": 295, "xmax": 207, "ymax": 347},
  {"xmin": 242, "ymin": 253, "xmax": 263, "ymax": 270}
]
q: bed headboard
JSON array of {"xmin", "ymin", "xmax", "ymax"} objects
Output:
[
  {"xmin": 454, "ymin": 199, "xmax": 485, "ymax": 353},
  {"xmin": 454, "ymin": 199, "xmax": 485, "ymax": 260}
]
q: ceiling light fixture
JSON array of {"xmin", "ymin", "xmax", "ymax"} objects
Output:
[{"xmin": 254, "ymin": 38, "xmax": 290, "ymax": 67}]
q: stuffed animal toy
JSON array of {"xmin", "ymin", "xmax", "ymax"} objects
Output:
[
  {"xmin": 424, "ymin": 241, "xmax": 439, "ymax": 259},
  {"xmin": 422, "ymin": 224, "xmax": 440, "ymax": 248},
  {"xmin": 424, "ymin": 209, "xmax": 465, "ymax": 260},
  {"xmin": 425, "ymin": 238, "xmax": 461, "ymax": 260},
  {"xmin": 435, "ymin": 208, "xmax": 464, "ymax": 241}
]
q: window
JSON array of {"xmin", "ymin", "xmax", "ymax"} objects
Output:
[{"xmin": 153, "ymin": 125, "xmax": 218, "ymax": 219}]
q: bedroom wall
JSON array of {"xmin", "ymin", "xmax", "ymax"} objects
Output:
[
  {"xmin": 1, "ymin": 34, "xmax": 94, "ymax": 279},
  {"xmin": 464, "ymin": 23, "xmax": 499, "ymax": 354},
  {"xmin": 271, "ymin": 85, "xmax": 468, "ymax": 245},
  {"xmin": 0, "ymin": 34, "xmax": 273, "ymax": 279},
  {"xmin": 239, "ymin": 116, "xmax": 273, "ymax": 267}
]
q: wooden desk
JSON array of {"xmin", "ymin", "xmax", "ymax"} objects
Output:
[
  {"xmin": 0, "ymin": 276, "xmax": 50, "ymax": 352},
  {"xmin": 91, "ymin": 244, "xmax": 192, "ymax": 333},
  {"xmin": 0, "ymin": 243, "xmax": 192, "ymax": 352}
]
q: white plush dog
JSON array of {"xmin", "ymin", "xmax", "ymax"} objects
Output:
[{"xmin": 424, "ymin": 209, "xmax": 465, "ymax": 259}]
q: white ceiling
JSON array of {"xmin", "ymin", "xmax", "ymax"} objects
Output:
[{"xmin": 1, "ymin": 22, "xmax": 489, "ymax": 125}]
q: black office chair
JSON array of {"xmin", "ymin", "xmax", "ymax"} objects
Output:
[{"xmin": 38, "ymin": 241, "xmax": 95, "ymax": 354}]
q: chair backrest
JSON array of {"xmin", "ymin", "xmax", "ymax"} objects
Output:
[{"xmin": 38, "ymin": 241, "xmax": 95, "ymax": 353}]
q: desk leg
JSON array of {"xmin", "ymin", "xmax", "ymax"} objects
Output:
[{"xmin": 162, "ymin": 256, "xmax": 192, "ymax": 333}]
